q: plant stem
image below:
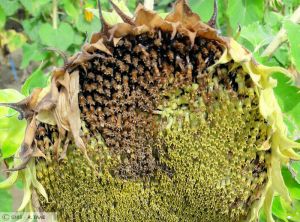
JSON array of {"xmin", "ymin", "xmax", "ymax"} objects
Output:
[
  {"xmin": 262, "ymin": 6, "xmax": 300, "ymax": 57},
  {"xmin": 52, "ymin": 0, "xmax": 58, "ymax": 29}
]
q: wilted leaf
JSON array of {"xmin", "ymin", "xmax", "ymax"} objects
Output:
[{"xmin": 39, "ymin": 22, "xmax": 75, "ymax": 51}]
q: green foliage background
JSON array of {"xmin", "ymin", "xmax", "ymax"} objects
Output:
[{"xmin": 0, "ymin": 0, "xmax": 299, "ymax": 220}]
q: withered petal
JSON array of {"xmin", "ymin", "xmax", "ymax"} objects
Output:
[
  {"xmin": 135, "ymin": 4, "xmax": 165, "ymax": 28},
  {"xmin": 88, "ymin": 39, "xmax": 113, "ymax": 55},
  {"xmin": 54, "ymin": 88, "xmax": 70, "ymax": 132},
  {"xmin": 165, "ymin": 0, "xmax": 200, "ymax": 30},
  {"xmin": 32, "ymin": 147, "xmax": 46, "ymax": 159},
  {"xmin": 5, "ymin": 155, "xmax": 31, "ymax": 172},
  {"xmin": 21, "ymin": 117, "xmax": 37, "ymax": 157},
  {"xmin": 108, "ymin": 23, "xmax": 134, "ymax": 39}
]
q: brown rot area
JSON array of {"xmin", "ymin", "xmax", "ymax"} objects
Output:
[{"xmin": 77, "ymin": 30, "xmax": 224, "ymax": 178}]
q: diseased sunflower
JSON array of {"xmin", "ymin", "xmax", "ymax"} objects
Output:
[{"xmin": 1, "ymin": 0, "xmax": 299, "ymax": 221}]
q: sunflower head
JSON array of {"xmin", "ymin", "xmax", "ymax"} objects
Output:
[{"xmin": 1, "ymin": 1, "xmax": 299, "ymax": 222}]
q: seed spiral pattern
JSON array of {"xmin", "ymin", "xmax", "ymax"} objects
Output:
[{"xmin": 34, "ymin": 29, "xmax": 271, "ymax": 221}]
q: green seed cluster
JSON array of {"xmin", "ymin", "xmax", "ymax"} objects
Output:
[
  {"xmin": 156, "ymin": 97, "xmax": 269, "ymax": 221},
  {"xmin": 36, "ymin": 85, "xmax": 269, "ymax": 221}
]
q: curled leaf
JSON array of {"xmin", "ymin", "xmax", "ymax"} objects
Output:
[
  {"xmin": 18, "ymin": 168, "xmax": 32, "ymax": 211},
  {"xmin": 30, "ymin": 161, "xmax": 48, "ymax": 202},
  {"xmin": 0, "ymin": 171, "xmax": 18, "ymax": 189}
]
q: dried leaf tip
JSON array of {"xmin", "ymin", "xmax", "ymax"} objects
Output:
[
  {"xmin": 0, "ymin": 89, "xmax": 41, "ymax": 120},
  {"xmin": 108, "ymin": 0, "xmax": 135, "ymax": 25},
  {"xmin": 0, "ymin": 102, "xmax": 28, "ymax": 120},
  {"xmin": 5, "ymin": 157, "xmax": 31, "ymax": 172},
  {"xmin": 98, "ymin": 0, "xmax": 111, "ymax": 34},
  {"xmin": 208, "ymin": 0, "xmax": 218, "ymax": 28}
]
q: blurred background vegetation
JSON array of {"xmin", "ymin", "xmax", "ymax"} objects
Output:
[{"xmin": 0, "ymin": 0, "xmax": 299, "ymax": 221}]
